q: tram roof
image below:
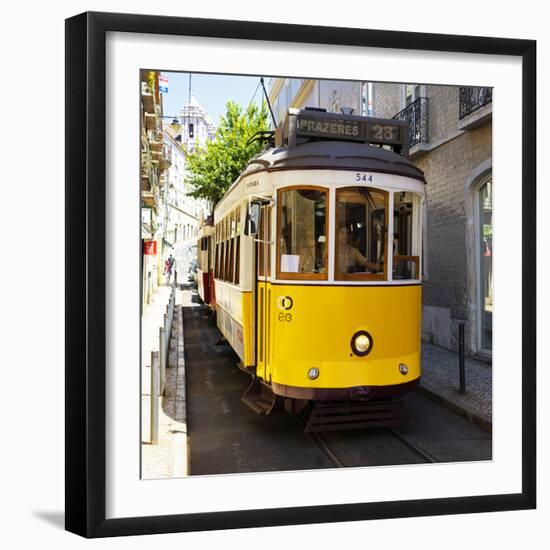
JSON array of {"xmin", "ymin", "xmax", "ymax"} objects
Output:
[{"xmin": 239, "ymin": 140, "xmax": 426, "ymax": 183}]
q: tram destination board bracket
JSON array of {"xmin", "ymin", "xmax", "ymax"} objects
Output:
[{"xmin": 279, "ymin": 108, "xmax": 409, "ymax": 156}]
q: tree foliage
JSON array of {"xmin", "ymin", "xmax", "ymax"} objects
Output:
[{"xmin": 185, "ymin": 100, "xmax": 270, "ymax": 208}]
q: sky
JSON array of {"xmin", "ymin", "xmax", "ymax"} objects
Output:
[{"xmin": 160, "ymin": 71, "xmax": 266, "ymax": 128}]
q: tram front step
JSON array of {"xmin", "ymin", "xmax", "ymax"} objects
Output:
[
  {"xmin": 241, "ymin": 377, "xmax": 277, "ymax": 416},
  {"xmin": 242, "ymin": 394, "xmax": 277, "ymax": 415},
  {"xmin": 305, "ymin": 399, "xmax": 408, "ymax": 432}
]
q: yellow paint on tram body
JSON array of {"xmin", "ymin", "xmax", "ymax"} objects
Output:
[
  {"xmin": 217, "ymin": 281, "xmax": 422, "ymax": 391},
  {"xmin": 254, "ymin": 283, "xmax": 421, "ymax": 389}
]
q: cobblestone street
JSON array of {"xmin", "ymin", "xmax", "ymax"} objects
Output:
[{"xmin": 421, "ymin": 342, "xmax": 492, "ymax": 429}]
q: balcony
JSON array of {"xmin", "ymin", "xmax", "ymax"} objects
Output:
[
  {"xmin": 458, "ymin": 87, "xmax": 492, "ymax": 130},
  {"xmin": 141, "ymin": 190, "xmax": 156, "ymax": 208},
  {"xmin": 459, "ymin": 87, "xmax": 492, "ymax": 119},
  {"xmin": 145, "ymin": 113, "xmax": 157, "ymax": 132},
  {"xmin": 141, "ymin": 173, "xmax": 151, "ymax": 192},
  {"xmin": 141, "ymin": 82, "xmax": 155, "ymax": 113},
  {"xmin": 159, "ymin": 157, "xmax": 171, "ymax": 171},
  {"xmin": 393, "ymin": 97, "xmax": 429, "ymax": 158},
  {"xmin": 149, "ymin": 140, "xmax": 163, "ymax": 152}
]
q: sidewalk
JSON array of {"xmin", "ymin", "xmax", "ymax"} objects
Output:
[
  {"xmin": 419, "ymin": 341, "xmax": 492, "ymax": 432},
  {"xmin": 141, "ymin": 283, "xmax": 188, "ymax": 479}
]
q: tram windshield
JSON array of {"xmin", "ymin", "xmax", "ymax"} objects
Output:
[
  {"xmin": 335, "ymin": 187, "xmax": 387, "ymax": 280},
  {"xmin": 278, "ymin": 187, "xmax": 328, "ymax": 278}
]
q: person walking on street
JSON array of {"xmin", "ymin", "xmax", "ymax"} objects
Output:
[{"xmin": 165, "ymin": 253, "xmax": 175, "ymax": 283}]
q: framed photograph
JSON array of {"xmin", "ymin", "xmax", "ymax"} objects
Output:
[{"xmin": 65, "ymin": 11, "xmax": 536, "ymax": 538}]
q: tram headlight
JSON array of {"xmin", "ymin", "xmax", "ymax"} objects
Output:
[{"xmin": 351, "ymin": 331, "xmax": 373, "ymax": 357}]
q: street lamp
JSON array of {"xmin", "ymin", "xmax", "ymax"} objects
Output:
[
  {"xmin": 169, "ymin": 117, "xmax": 181, "ymax": 134},
  {"xmin": 159, "ymin": 115, "xmax": 182, "ymax": 135}
]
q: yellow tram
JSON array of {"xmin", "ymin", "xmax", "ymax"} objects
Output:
[{"xmin": 202, "ymin": 108, "xmax": 426, "ymax": 427}]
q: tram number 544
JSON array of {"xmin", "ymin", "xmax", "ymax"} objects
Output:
[{"xmin": 356, "ymin": 173, "xmax": 374, "ymax": 183}]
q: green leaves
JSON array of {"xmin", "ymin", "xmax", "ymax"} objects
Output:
[{"xmin": 186, "ymin": 100, "xmax": 269, "ymax": 208}]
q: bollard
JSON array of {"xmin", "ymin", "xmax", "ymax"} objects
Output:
[
  {"xmin": 458, "ymin": 322, "xmax": 466, "ymax": 394},
  {"xmin": 159, "ymin": 327, "xmax": 166, "ymax": 395},
  {"xmin": 170, "ymin": 294, "xmax": 174, "ymax": 331},
  {"xmin": 167, "ymin": 302, "xmax": 172, "ymax": 339},
  {"xmin": 167, "ymin": 296, "xmax": 174, "ymax": 359},
  {"xmin": 150, "ymin": 351, "xmax": 159, "ymax": 445},
  {"xmin": 165, "ymin": 310, "xmax": 170, "ymax": 346}
]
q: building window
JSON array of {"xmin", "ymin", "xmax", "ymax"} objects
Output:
[
  {"xmin": 277, "ymin": 187, "xmax": 328, "ymax": 279},
  {"xmin": 335, "ymin": 187, "xmax": 387, "ymax": 281},
  {"xmin": 405, "ymin": 84, "xmax": 421, "ymax": 106},
  {"xmin": 479, "ymin": 178, "xmax": 493, "ymax": 352}
]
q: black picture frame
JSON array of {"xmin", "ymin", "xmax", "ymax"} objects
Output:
[{"xmin": 65, "ymin": 11, "xmax": 536, "ymax": 538}]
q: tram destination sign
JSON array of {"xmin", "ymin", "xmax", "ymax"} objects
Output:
[{"xmin": 295, "ymin": 113, "xmax": 404, "ymax": 146}]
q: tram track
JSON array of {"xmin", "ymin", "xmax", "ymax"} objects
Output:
[
  {"xmin": 295, "ymin": 408, "xmax": 438, "ymax": 467},
  {"xmin": 294, "ymin": 410, "xmax": 345, "ymax": 467},
  {"xmin": 385, "ymin": 426, "xmax": 438, "ymax": 463}
]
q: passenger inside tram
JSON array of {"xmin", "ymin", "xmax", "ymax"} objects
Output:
[
  {"xmin": 337, "ymin": 227, "xmax": 383, "ymax": 274},
  {"xmin": 336, "ymin": 187, "xmax": 386, "ymax": 275}
]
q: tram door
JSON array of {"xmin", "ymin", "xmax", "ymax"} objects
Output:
[{"xmin": 256, "ymin": 205, "xmax": 272, "ymax": 383}]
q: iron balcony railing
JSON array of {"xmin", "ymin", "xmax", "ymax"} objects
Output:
[
  {"xmin": 393, "ymin": 97, "xmax": 429, "ymax": 149},
  {"xmin": 459, "ymin": 87, "xmax": 492, "ymax": 120}
]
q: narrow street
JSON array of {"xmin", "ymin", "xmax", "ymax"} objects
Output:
[{"xmin": 182, "ymin": 286, "xmax": 491, "ymax": 476}]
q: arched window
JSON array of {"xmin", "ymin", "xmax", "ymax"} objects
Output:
[
  {"xmin": 465, "ymin": 159, "xmax": 492, "ymax": 357},
  {"xmin": 478, "ymin": 178, "xmax": 493, "ymax": 352}
]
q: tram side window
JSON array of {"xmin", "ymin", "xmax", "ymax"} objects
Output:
[
  {"xmin": 393, "ymin": 191, "xmax": 421, "ymax": 280},
  {"xmin": 278, "ymin": 187, "xmax": 327, "ymax": 279},
  {"xmin": 228, "ymin": 212, "xmax": 235, "ymax": 283},
  {"xmin": 198, "ymin": 237, "xmax": 205, "ymax": 271},
  {"xmin": 335, "ymin": 187, "xmax": 387, "ymax": 280},
  {"xmin": 197, "ymin": 240, "xmax": 202, "ymax": 272},
  {"xmin": 235, "ymin": 207, "xmax": 241, "ymax": 285},
  {"xmin": 207, "ymin": 236, "xmax": 212, "ymax": 273},
  {"xmin": 214, "ymin": 227, "xmax": 218, "ymax": 278},
  {"xmin": 234, "ymin": 236, "xmax": 240, "ymax": 285},
  {"xmin": 221, "ymin": 218, "xmax": 227, "ymax": 281},
  {"xmin": 220, "ymin": 241, "xmax": 225, "ymax": 280},
  {"xmin": 258, "ymin": 207, "xmax": 271, "ymax": 277},
  {"xmin": 217, "ymin": 226, "xmax": 223, "ymax": 279}
]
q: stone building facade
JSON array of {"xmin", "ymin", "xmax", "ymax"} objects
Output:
[
  {"xmin": 268, "ymin": 78, "xmax": 493, "ymax": 358},
  {"xmin": 140, "ymin": 70, "xmax": 172, "ymax": 305}
]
